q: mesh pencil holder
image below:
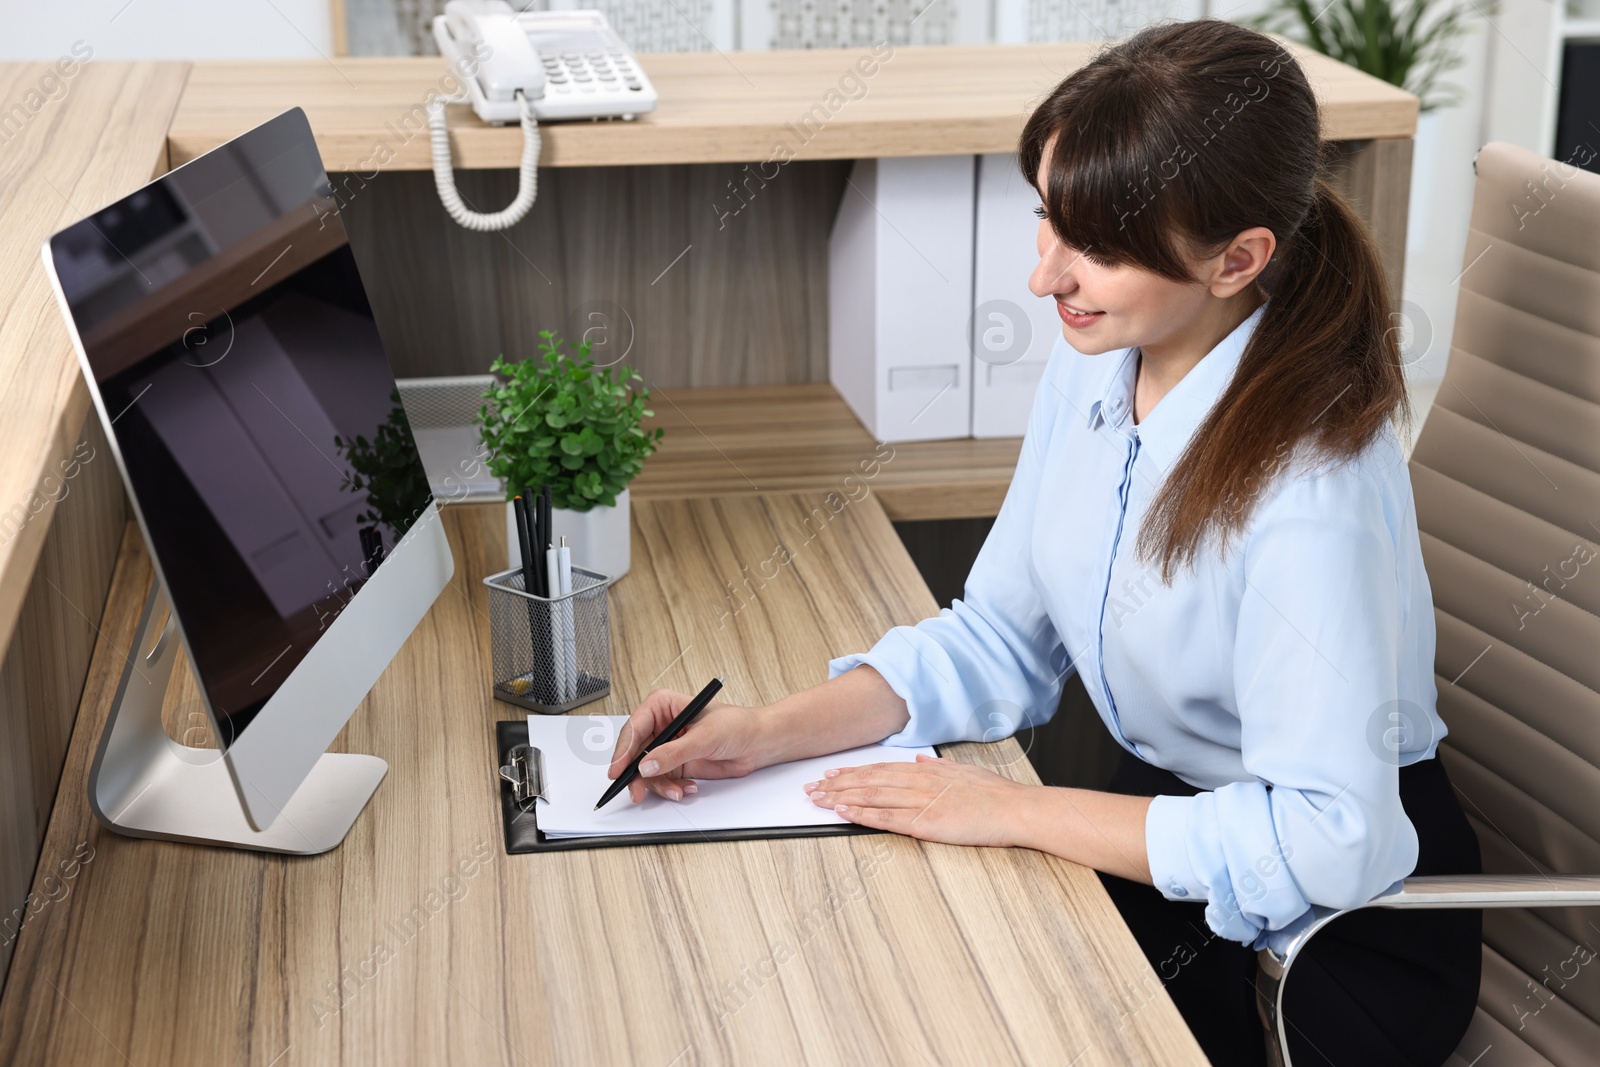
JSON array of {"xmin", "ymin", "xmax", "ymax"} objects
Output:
[{"xmin": 484, "ymin": 566, "xmax": 611, "ymax": 714}]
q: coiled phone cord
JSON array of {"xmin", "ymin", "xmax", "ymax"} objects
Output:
[{"xmin": 427, "ymin": 90, "xmax": 541, "ymax": 232}]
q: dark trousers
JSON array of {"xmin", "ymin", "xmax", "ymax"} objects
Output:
[{"xmin": 1099, "ymin": 753, "xmax": 1482, "ymax": 1066}]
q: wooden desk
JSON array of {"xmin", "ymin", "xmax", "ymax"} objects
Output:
[
  {"xmin": 0, "ymin": 43, "xmax": 1417, "ymax": 1029},
  {"xmin": 167, "ymin": 42, "xmax": 1417, "ymax": 170},
  {"xmin": 0, "ymin": 497, "xmax": 1207, "ymax": 1066}
]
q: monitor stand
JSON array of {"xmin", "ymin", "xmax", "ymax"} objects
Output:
[{"xmin": 87, "ymin": 581, "xmax": 388, "ymax": 855}]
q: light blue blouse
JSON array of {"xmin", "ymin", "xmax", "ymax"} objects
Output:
[{"xmin": 828, "ymin": 304, "xmax": 1446, "ymax": 953}]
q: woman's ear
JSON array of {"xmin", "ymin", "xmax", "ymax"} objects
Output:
[{"xmin": 1208, "ymin": 226, "xmax": 1276, "ymax": 297}]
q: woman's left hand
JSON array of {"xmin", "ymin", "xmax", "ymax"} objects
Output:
[{"xmin": 802, "ymin": 754, "xmax": 1033, "ymax": 848}]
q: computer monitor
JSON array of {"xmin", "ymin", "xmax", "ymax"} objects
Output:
[{"xmin": 42, "ymin": 108, "xmax": 454, "ymax": 854}]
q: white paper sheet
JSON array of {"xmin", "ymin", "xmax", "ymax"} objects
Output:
[{"xmin": 525, "ymin": 715, "xmax": 936, "ymax": 839}]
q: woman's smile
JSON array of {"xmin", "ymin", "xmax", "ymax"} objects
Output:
[{"xmin": 1056, "ymin": 300, "xmax": 1105, "ymax": 329}]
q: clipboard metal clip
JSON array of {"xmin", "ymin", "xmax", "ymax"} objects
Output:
[{"xmin": 499, "ymin": 743, "xmax": 546, "ymax": 805}]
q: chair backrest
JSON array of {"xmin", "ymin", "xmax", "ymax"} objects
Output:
[{"xmin": 1409, "ymin": 141, "xmax": 1600, "ymax": 1057}]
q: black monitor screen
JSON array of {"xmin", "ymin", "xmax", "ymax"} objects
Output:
[{"xmin": 48, "ymin": 108, "xmax": 431, "ymax": 744}]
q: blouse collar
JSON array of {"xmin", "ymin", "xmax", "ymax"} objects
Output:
[{"xmin": 1086, "ymin": 302, "xmax": 1268, "ymax": 474}]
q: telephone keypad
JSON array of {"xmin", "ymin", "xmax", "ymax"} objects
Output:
[{"xmin": 534, "ymin": 29, "xmax": 647, "ymax": 102}]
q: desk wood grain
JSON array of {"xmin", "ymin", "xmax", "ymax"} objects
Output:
[
  {"xmin": 167, "ymin": 41, "xmax": 1416, "ymax": 171},
  {"xmin": 0, "ymin": 497, "xmax": 1205, "ymax": 1066}
]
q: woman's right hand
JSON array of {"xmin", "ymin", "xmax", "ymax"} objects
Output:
[{"xmin": 606, "ymin": 688, "xmax": 772, "ymax": 803}]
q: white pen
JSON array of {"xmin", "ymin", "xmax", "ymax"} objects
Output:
[
  {"xmin": 546, "ymin": 544, "xmax": 565, "ymax": 702},
  {"xmin": 545, "ymin": 544, "xmax": 562, "ymax": 601},
  {"xmin": 557, "ymin": 536, "xmax": 574, "ymax": 701}
]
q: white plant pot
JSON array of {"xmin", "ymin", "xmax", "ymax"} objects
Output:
[{"xmin": 506, "ymin": 487, "xmax": 630, "ymax": 581}]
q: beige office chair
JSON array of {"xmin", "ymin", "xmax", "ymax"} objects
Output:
[{"xmin": 1256, "ymin": 141, "xmax": 1600, "ymax": 1066}]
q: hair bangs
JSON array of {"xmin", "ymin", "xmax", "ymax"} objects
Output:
[{"xmin": 1020, "ymin": 79, "xmax": 1197, "ymax": 282}]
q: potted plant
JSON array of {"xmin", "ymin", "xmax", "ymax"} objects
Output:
[
  {"xmin": 1243, "ymin": 0, "xmax": 1494, "ymax": 256},
  {"xmin": 476, "ymin": 330, "xmax": 663, "ymax": 580}
]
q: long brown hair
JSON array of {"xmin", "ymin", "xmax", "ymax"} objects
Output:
[{"xmin": 1018, "ymin": 19, "xmax": 1408, "ymax": 581}]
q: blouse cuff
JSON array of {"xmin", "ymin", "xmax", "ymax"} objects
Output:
[
  {"xmin": 1145, "ymin": 793, "xmax": 1213, "ymax": 904},
  {"xmin": 1148, "ymin": 788, "xmax": 1316, "ymax": 947}
]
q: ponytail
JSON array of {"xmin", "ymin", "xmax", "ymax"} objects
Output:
[{"xmin": 1136, "ymin": 176, "xmax": 1408, "ymax": 580}]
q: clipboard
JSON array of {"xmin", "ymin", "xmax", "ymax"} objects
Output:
[{"xmin": 494, "ymin": 720, "xmax": 908, "ymax": 853}]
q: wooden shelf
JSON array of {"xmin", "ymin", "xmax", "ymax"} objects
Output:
[
  {"xmin": 167, "ymin": 40, "xmax": 1418, "ymax": 172},
  {"xmin": 630, "ymin": 384, "xmax": 1023, "ymax": 522}
]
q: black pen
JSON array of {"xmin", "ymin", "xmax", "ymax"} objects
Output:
[
  {"xmin": 513, "ymin": 494, "xmax": 536, "ymax": 597},
  {"xmin": 595, "ymin": 677, "xmax": 723, "ymax": 810},
  {"xmin": 537, "ymin": 485, "xmax": 552, "ymax": 583},
  {"xmin": 528, "ymin": 486, "xmax": 553, "ymax": 601}
]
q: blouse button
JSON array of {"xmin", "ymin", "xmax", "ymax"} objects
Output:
[{"xmin": 1170, "ymin": 885, "xmax": 1189, "ymax": 898}]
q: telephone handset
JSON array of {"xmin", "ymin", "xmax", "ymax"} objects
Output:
[{"xmin": 427, "ymin": 1, "xmax": 658, "ymax": 231}]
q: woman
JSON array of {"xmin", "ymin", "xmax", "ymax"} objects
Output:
[{"xmin": 607, "ymin": 20, "xmax": 1481, "ymax": 1066}]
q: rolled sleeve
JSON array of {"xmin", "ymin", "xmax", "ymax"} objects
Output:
[
  {"xmin": 828, "ymin": 357, "xmax": 1072, "ymax": 749},
  {"xmin": 1148, "ymin": 453, "xmax": 1423, "ymax": 948},
  {"xmin": 1145, "ymin": 794, "xmax": 1207, "ymax": 901},
  {"xmin": 1146, "ymin": 784, "xmax": 1322, "ymax": 946}
]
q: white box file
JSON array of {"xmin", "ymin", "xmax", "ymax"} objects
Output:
[
  {"xmin": 971, "ymin": 152, "xmax": 1065, "ymax": 438},
  {"xmin": 829, "ymin": 156, "xmax": 975, "ymax": 442}
]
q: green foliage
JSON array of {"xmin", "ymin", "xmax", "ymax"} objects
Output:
[
  {"xmin": 1244, "ymin": 0, "xmax": 1492, "ymax": 110},
  {"xmin": 475, "ymin": 331, "xmax": 663, "ymax": 512},
  {"xmin": 335, "ymin": 390, "xmax": 432, "ymax": 534}
]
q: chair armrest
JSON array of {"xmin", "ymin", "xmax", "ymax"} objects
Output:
[
  {"xmin": 1368, "ymin": 874, "xmax": 1600, "ymax": 909},
  {"xmin": 1256, "ymin": 874, "xmax": 1600, "ymax": 1066}
]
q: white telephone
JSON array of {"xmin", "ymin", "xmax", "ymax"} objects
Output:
[{"xmin": 427, "ymin": 1, "xmax": 658, "ymax": 231}]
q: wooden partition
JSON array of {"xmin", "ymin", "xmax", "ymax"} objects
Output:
[
  {"xmin": 168, "ymin": 44, "xmax": 1417, "ymax": 389},
  {"xmin": 340, "ymin": 160, "xmax": 850, "ymax": 385},
  {"xmin": 0, "ymin": 415, "xmax": 123, "ymax": 992},
  {"xmin": 1326, "ymin": 136, "xmax": 1415, "ymax": 313},
  {"xmin": 343, "ymin": 139, "xmax": 1409, "ymax": 390}
]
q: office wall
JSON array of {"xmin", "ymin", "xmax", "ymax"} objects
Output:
[
  {"xmin": 347, "ymin": 0, "xmax": 741, "ymax": 53},
  {"xmin": 341, "ymin": 0, "xmax": 1200, "ymax": 54},
  {"xmin": 0, "ymin": 414, "xmax": 124, "ymax": 997},
  {"xmin": 0, "ymin": 0, "xmax": 334, "ymax": 60},
  {"xmin": 1398, "ymin": 23, "xmax": 1493, "ymax": 388}
]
